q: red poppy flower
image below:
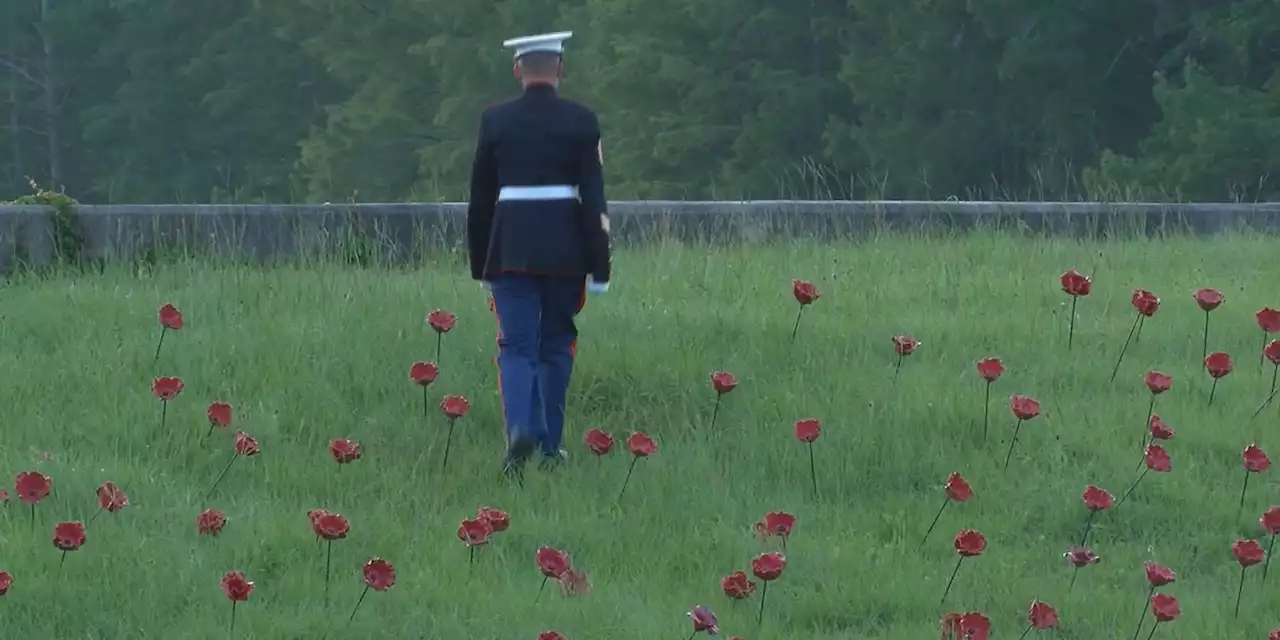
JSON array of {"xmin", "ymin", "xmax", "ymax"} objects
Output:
[
  {"xmin": 477, "ymin": 507, "xmax": 510, "ymax": 532},
  {"xmin": 0, "ymin": 571, "xmax": 11, "ymax": 596},
  {"xmin": 1060, "ymin": 269, "xmax": 1092, "ymax": 296},
  {"xmin": 1148, "ymin": 415, "xmax": 1174, "ymax": 440},
  {"xmin": 1244, "ymin": 444, "xmax": 1271, "ymax": 472},
  {"xmin": 53, "ymin": 521, "xmax": 85, "ymax": 552},
  {"xmin": 308, "ymin": 508, "xmax": 329, "ymax": 527},
  {"xmin": 559, "ymin": 568, "xmax": 590, "ymax": 596},
  {"xmin": 975, "ymin": 357, "xmax": 1003, "ymax": 382},
  {"xmin": 197, "ymin": 509, "xmax": 227, "ymax": 535},
  {"xmin": 1267, "ymin": 340, "xmax": 1280, "ymax": 365},
  {"xmin": 440, "ymin": 395, "xmax": 469, "ymax": 419},
  {"xmin": 1144, "ymin": 444, "xmax": 1171, "ymax": 472},
  {"xmin": 794, "ymin": 418, "xmax": 821, "ymax": 443},
  {"xmin": 329, "ymin": 439, "xmax": 361, "ymax": 464},
  {"xmin": 1082, "ymin": 485, "xmax": 1113, "ymax": 511},
  {"xmin": 1144, "ymin": 561, "xmax": 1176, "ymax": 587},
  {"xmin": 1194, "ymin": 288, "xmax": 1224, "ymax": 311},
  {"xmin": 627, "ymin": 432, "xmax": 657, "ymax": 457},
  {"xmin": 954, "ymin": 529, "xmax": 986, "ymax": 557},
  {"xmin": 1204, "ymin": 352, "xmax": 1232, "ymax": 378},
  {"xmin": 409, "ymin": 362, "xmax": 440, "ymax": 385},
  {"xmin": 711, "ymin": 371, "xmax": 738, "ymax": 395},
  {"xmin": 1150, "ymin": 593, "xmax": 1179, "ymax": 622},
  {"xmin": 751, "ymin": 552, "xmax": 786, "ymax": 581},
  {"xmin": 457, "ymin": 517, "xmax": 492, "ymax": 547},
  {"xmin": 959, "ymin": 612, "xmax": 991, "ymax": 640},
  {"xmin": 1144, "ymin": 371, "xmax": 1172, "ymax": 394},
  {"xmin": 1010, "ymin": 395, "xmax": 1041, "ymax": 420},
  {"xmin": 1233, "ymin": 539, "xmax": 1266, "ymax": 567},
  {"xmin": 14, "ymin": 471, "xmax": 52, "ymax": 505},
  {"xmin": 945, "ymin": 473, "xmax": 974, "ymax": 502},
  {"xmin": 207, "ymin": 402, "xmax": 232, "ymax": 427},
  {"xmin": 892, "ymin": 335, "xmax": 920, "ymax": 356},
  {"xmin": 688, "ymin": 605, "xmax": 719, "ymax": 633},
  {"xmin": 721, "ymin": 571, "xmax": 756, "ymax": 599},
  {"xmin": 363, "ymin": 558, "xmax": 396, "ymax": 591},
  {"xmin": 1131, "ymin": 289, "xmax": 1160, "ymax": 317},
  {"xmin": 1064, "ymin": 547, "xmax": 1099, "ymax": 567},
  {"xmin": 426, "ymin": 309, "xmax": 456, "ymax": 333},
  {"xmin": 1259, "ymin": 308, "xmax": 1280, "ymax": 333},
  {"xmin": 536, "ymin": 546, "xmax": 571, "ymax": 578},
  {"xmin": 96, "ymin": 481, "xmax": 128, "ymax": 512},
  {"xmin": 792, "ymin": 279, "xmax": 820, "ymax": 305},
  {"xmin": 158, "ymin": 303, "xmax": 184, "ymax": 330},
  {"xmin": 583, "ymin": 428, "xmax": 614, "ymax": 456},
  {"xmin": 756, "ymin": 511, "xmax": 796, "ymax": 538},
  {"xmin": 234, "ymin": 431, "xmax": 260, "ymax": 456},
  {"xmin": 151, "ymin": 376, "xmax": 184, "ymax": 401},
  {"xmin": 220, "ymin": 571, "xmax": 254, "ymax": 601},
  {"xmin": 538, "ymin": 632, "xmax": 566, "ymax": 640},
  {"xmin": 1028, "ymin": 600, "xmax": 1058, "ymax": 629},
  {"xmin": 314, "ymin": 512, "xmax": 350, "ymax": 540},
  {"xmin": 1262, "ymin": 507, "xmax": 1280, "ymax": 535},
  {"xmin": 1270, "ymin": 630, "xmax": 1280, "ymax": 640}
]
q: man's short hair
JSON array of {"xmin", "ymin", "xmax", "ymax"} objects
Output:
[{"xmin": 518, "ymin": 51, "xmax": 562, "ymax": 76}]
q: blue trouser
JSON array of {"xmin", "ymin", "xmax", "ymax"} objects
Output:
[{"xmin": 490, "ymin": 274, "xmax": 583, "ymax": 456}]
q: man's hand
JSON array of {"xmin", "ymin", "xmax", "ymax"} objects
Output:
[{"xmin": 586, "ymin": 276, "xmax": 609, "ymax": 295}]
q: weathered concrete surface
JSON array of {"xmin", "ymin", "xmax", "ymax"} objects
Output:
[{"xmin": 1, "ymin": 201, "xmax": 1277, "ymax": 268}]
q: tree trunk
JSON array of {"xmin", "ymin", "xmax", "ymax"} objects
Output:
[{"xmin": 40, "ymin": 0, "xmax": 62, "ymax": 189}]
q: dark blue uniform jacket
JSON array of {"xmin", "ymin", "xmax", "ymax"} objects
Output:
[{"xmin": 465, "ymin": 83, "xmax": 612, "ymax": 283}]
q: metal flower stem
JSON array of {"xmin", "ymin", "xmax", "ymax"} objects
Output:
[
  {"xmin": 1130, "ymin": 585, "xmax": 1154, "ymax": 640},
  {"xmin": 1234, "ymin": 565, "xmax": 1246, "ymax": 618},
  {"xmin": 617, "ymin": 456, "xmax": 640, "ymax": 502},
  {"xmin": 1115, "ymin": 467, "xmax": 1150, "ymax": 508},
  {"xmin": 806, "ymin": 442, "xmax": 818, "ymax": 497},
  {"xmin": 421, "ymin": 386, "xmax": 428, "ymax": 420},
  {"xmin": 153, "ymin": 327, "xmax": 166, "ymax": 364},
  {"xmin": 535, "ymin": 575, "xmax": 549, "ymax": 603},
  {"xmin": 441, "ymin": 417, "xmax": 458, "ymax": 471},
  {"xmin": 790, "ymin": 305, "xmax": 804, "ymax": 341},
  {"xmin": 1110, "ymin": 312, "xmax": 1143, "ymax": 382},
  {"xmin": 918, "ymin": 499, "xmax": 949, "ymax": 550},
  {"xmin": 1248, "ymin": 377, "xmax": 1278, "ymax": 421},
  {"xmin": 1134, "ymin": 315, "xmax": 1145, "ymax": 343},
  {"xmin": 59, "ymin": 549, "xmax": 67, "ymax": 569},
  {"xmin": 205, "ymin": 422, "xmax": 217, "ymax": 438},
  {"xmin": 468, "ymin": 546, "xmax": 475, "ymax": 565},
  {"xmin": 1067, "ymin": 295, "xmax": 1078, "ymax": 350},
  {"xmin": 1208, "ymin": 378, "xmax": 1218, "ymax": 406},
  {"xmin": 324, "ymin": 539, "xmax": 332, "ymax": 603},
  {"xmin": 893, "ymin": 353, "xmax": 903, "ymax": 382},
  {"xmin": 1068, "ymin": 565, "xmax": 1079, "ymax": 592},
  {"xmin": 1238, "ymin": 472, "xmax": 1251, "ymax": 518},
  {"xmin": 88, "ymin": 506, "xmax": 103, "ymax": 525},
  {"xmin": 1003, "ymin": 419, "xmax": 1024, "ymax": 470},
  {"xmin": 757, "ymin": 579, "xmax": 769, "ymax": 624},
  {"xmin": 1143, "ymin": 622, "xmax": 1158, "ymax": 640},
  {"xmin": 981, "ymin": 382, "xmax": 991, "ymax": 442},
  {"xmin": 160, "ymin": 399, "xmax": 168, "ymax": 430},
  {"xmin": 229, "ymin": 601, "xmax": 237, "ymax": 638},
  {"xmin": 30, "ymin": 503, "xmax": 35, "ymax": 530},
  {"xmin": 435, "ymin": 333, "xmax": 442, "ymax": 363},
  {"xmin": 939, "ymin": 557, "xmax": 964, "ymax": 606},
  {"xmin": 1078, "ymin": 509, "xmax": 1097, "ymax": 546},
  {"xmin": 1263, "ymin": 534, "xmax": 1276, "ymax": 582},
  {"xmin": 1201, "ymin": 311, "xmax": 1210, "ymax": 362},
  {"xmin": 709, "ymin": 395, "xmax": 721, "ymax": 430},
  {"xmin": 346, "ymin": 584, "xmax": 370, "ymax": 623},
  {"xmin": 205, "ymin": 453, "xmax": 240, "ymax": 499}
]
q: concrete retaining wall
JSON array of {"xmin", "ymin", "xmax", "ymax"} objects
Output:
[{"xmin": 1, "ymin": 201, "xmax": 1278, "ymax": 268}]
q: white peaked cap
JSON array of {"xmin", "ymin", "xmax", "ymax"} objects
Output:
[{"xmin": 503, "ymin": 32, "xmax": 573, "ymax": 59}]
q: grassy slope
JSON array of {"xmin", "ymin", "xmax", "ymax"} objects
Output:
[{"xmin": 0, "ymin": 232, "xmax": 1278, "ymax": 639}]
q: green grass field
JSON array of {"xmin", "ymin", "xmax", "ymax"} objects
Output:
[{"xmin": 2, "ymin": 232, "xmax": 1279, "ymax": 639}]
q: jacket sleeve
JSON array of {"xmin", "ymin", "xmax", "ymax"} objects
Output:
[
  {"xmin": 466, "ymin": 111, "xmax": 498, "ymax": 280},
  {"xmin": 577, "ymin": 111, "xmax": 612, "ymax": 283}
]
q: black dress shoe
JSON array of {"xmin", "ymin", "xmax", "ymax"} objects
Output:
[{"xmin": 502, "ymin": 437, "xmax": 536, "ymax": 484}]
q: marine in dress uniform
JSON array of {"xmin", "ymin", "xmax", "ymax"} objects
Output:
[{"xmin": 466, "ymin": 31, "xmax": 612, "ymax": 479}]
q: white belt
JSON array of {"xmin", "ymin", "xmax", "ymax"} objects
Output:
[{"xmin": 497, "ymin": 185, "xmax": 579, "ymax": 201}]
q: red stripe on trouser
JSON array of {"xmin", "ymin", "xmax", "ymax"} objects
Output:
[{"xmin": 488, "ymin": 295, "xmax": 507, "ymax": 446}]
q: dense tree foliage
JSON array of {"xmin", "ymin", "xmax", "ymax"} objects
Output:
[{"xmin": 2, "ymin": 0, "xmax": 1277, "ymax": 203}]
